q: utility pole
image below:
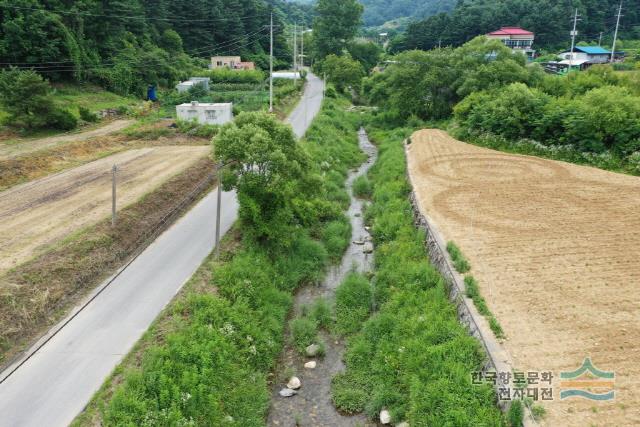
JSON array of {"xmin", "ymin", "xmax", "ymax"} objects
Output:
[
  {"xmin": 215, "ymin": 177, "xmax": 222, "ymax": 259},
  {"xmin": 269, "ymin": 13, "xmax": 274, "ymax": 112},
  {"xmin": 569, "ymin": 8, "xmax": 580, "ymax": 73},
  {"xmin": 293, "ymin": 22, "xmax": 298, "ymax": 82},
  {"xmin": 611, "ymin": 2, "xmax": 623, "ymax": 63},
  {"xmin": 111, "ymin": 165, "xmax": 118, "ymax": 227},
  {"xmin": 301, "ymin": 25, "xmax": 304, "ymax": 69},
  {"xmin": 598, "ymin": 32, "xmax": 603, "ymax": 46}
]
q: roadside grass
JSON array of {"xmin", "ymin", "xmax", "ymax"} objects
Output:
[
  {"xmin": 447, "ymin": 241, "xmax": 471, "ymax": 273},
  {"xmin": 331, "ymin": 125, "xmax": 505, "ymax": 426},
  {"xmin": 464, "ymin": 276, "xmax": 505, "ymax": 339},
  {"xmin": 50, "ymin": 83, "xmax": 138, "ymax": 116},
  {"xmin": 73, "ymin": 97, "xmax": 363, "ymax": 425},
  {"xmin": 0, "ymin": 158, "xmax": 217, "ymax": 367}
]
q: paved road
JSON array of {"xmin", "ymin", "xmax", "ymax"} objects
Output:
[{"xmin": 0, "ymin": 73, "xmax": 323, "ymax": 427}]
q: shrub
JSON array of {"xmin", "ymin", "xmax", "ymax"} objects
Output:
[
  {"xmin": 508, "ymin": 400, "xmax": 524, "ymax": 427},
  {"xmin": 446, "ymin": 241, "xmax": 471, "ymax": 273},
  {"xmin": 79, "ymin": 106, "xmax": 99, "ymax": 123},
  {"xmin": 352, "ymin": 175, "xmax": 372, "ymax": 198},
  {"xmin": 335, "ymin": 273, "xmax": 372, "ymax": 335},
  {"xmin": 331, "ymin": 373, "xmax": 369, "ymax": 414},
  {"xmin": 322, "ymin": 217, "xmax": 352, "ymax": 261},
  {"xmin": 290, "ymin": 317, "xmax": 318, "ymax": 353},
  {"xmin": 48, "ymin": 108, "xmax": 78, "ymax": 130},
  {"xmin": 310, "ymin": 298, "xmax": 332, "ymax": 329}
]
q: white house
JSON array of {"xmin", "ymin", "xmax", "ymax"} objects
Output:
[
  {"xmin": 271, "ymin": 71, "xmax": 301, "ymax": 80},
  {"xmin": 487, "ymin": 27, "xmax": 536, "ymax": 59},
  {"xmin": 176, "ymin": 102, "xmax": 233, "ymax": 125}
]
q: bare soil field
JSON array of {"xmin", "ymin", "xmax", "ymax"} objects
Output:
[
  {"xmin": 0, "ymin": 146, "xmax": 210, "ymax": 276},
  {"xmin": 406, "ymin": 129, "xmax": 640, "ymax": 427},
  {"xmin": 0, "ymin": 119, "xmax": 134, "ymax": 160}
]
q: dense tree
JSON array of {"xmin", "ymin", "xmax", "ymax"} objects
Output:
[
  {"xmin": 312, "ymin": 0, "xmax": 363, "ymax": 59},
  {"xmin": 320, "ymin": 54, "xmax": 365, "ymax": 92},
  {"xmin": 360, "ymin": 0, "xmax": 455, "ymax": 27},
  {"xmin": 347, "ymin": 40, "xmax": 382, "ymax": 72}
]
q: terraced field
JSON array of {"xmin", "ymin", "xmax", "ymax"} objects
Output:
[{"xmin": 407, "ymin": 129, "xmax": 640, "ymax": 427}]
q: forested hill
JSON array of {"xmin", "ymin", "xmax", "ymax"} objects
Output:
[
  {"xmin": 0, "ymin": 0, "xmax": 310, "ymax": 95},
  {"xmin": 360, "ymin": 0, "xmax": 455, "ymax": 27},
  {"xmin": 394, "ymin": 0, "xmax": 640, "ymax": 52}
]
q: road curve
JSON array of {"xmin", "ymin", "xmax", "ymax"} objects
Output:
[{"xmin": 0, "ymin": 73, "xmax": 324, "ymax": 427}]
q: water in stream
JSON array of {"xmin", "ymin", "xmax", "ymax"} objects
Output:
[{"xmin": 267, "ymin": 129, "xmax": 378, "ymax": 427}]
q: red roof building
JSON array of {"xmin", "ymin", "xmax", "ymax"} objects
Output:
[{"xmin": 487, "ymin": 27, "xmax": 535, "ymax": 59}]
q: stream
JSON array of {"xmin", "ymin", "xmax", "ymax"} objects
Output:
[{"xmin": 267, "ymin": 129, "xmax": 378, "ymax": 427}]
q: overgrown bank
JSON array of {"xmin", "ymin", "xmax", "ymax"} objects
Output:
[
  {"xmin": 73, "ymin": 98, "xmax": 364, "ymax": 426},
  {"xmin": 331, "ymin": 125, "xmax": 505, "ymax": 425}
]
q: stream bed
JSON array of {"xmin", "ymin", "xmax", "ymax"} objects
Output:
[{"xmin": 267, "ymin": 129, "xmax": 378, "ymax": 427}]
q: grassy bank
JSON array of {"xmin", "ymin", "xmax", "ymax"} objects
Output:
[
  {"xmin": 73, "ymin": 98, "xmax": 364, "ymax": 426},
  {"xmin": 331, "ymin": 125, "xmax": 505, "ymax": 426},
  {"xmin": 0, "ymin": 158, "xmax": 217, "ymax": 367}
]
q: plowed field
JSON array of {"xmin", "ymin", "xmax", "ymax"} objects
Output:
[{"xmin": 406, "ymin": 129, "xmax": 640, "ymax": 427}]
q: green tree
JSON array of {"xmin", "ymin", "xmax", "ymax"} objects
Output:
[
  {"xmin": 347, "ymin": 40, "xmax": 382, "ymax": 72},
  {"xmin": 214, "ymin": 112, "xmax": 312, "ymax": 246},
  {"xmin": 0, "ymin": 68, "xmax": 55, "ymax": 129},
  {"xmin": 321, "ymin": 54, "xmax": 365, "ymax": 92},
  {"xmin": 313, "ymin": 0, "xmax": 363, "ymax": 59}
]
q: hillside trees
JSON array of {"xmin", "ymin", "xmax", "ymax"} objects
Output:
[
  {"xmin": 394, "ymin": 0, "xmax": 640, "ymax": 52},
  {"xmin": 313, "ymin": 0, "xmax": 363, "ymax": 59}
]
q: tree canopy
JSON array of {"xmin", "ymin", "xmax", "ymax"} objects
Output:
[{"xmin": 312, "ymin": 0, "xmax": 364, "ymax": 59}]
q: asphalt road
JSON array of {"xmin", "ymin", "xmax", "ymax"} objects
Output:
[{"xmin": 0, "ymin": 73, "xmax": 324, "ymax": 427}]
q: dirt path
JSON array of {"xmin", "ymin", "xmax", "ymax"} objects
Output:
[
  {"xmin": 407, "ymin": 129, "xmax": 640, "ymax": 427},
  {"xmin": 268, "ymin": 130, "xmax": 378, "ymax": 427},
  {"xmin": 0, "ymin": 119, "xmax": 134, "ymax": 159},
  {"xmin": 0, "ymin": 146, "xmax": 210, "ymax": 275}
]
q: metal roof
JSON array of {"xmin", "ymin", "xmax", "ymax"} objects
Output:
[{"xmin": 574, "ymin": 46, "xmax": 611, "ymax": 55}]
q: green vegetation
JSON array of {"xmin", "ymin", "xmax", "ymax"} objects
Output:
[
  {"xmin": 319, "ymin": 54, "xmax": 365, "ymax": 93},
  {"xmin": 395, "ymin": 0, "xmax": 640, "ymax": 51},
  {"xmin": 464, "ymin": 276, "xmax": 505, "ymax": 339},
  {"xmin": 291, "ymin": 317, "xmax": 321, "ymax": 353},
  {"xmin": 446, "ymin": 241, "xmax": 471, "ymax": 273},
  {"xmin": 335, "ymin": 273, "xmax": 373, "ymax": 335},
  {"xmin": 322, "ymin": 217, "xmax": 353, "ymax": 261},
  {"xmin": 507, "ymin": 400, "xmax": 524, "ymax": 427},
  {"xmin": 331, "ymin": 125, "xmax": 504, "ymax": 425},
  {"xmin": 79, "ymin": 97, "xmax": 364, "ymax": 425},
  {"xmin": 312, "ymin": 0, "xmax": 363, "ymax": 59},
  {"xmin": 352, "ymin": 175, "xmax": 373, "ymax": 198},
  {"xmin": 359, "ymin": 0, "xmax": 455, "ymax": 27}
]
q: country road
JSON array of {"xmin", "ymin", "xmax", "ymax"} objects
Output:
[{"xmin": 0, "ymin": 73, "xmax": 324, "ymax": 427}]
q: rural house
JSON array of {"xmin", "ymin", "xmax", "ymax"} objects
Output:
[
  {"xmin": 486, "ymin": 27, "xmax": 535, "ymax": 59},
  {"xmin": 210, "ymin": 56, "xmax": 256, "ymax": 70},
  {"xmin": 176, "ymin": 101, "xmax": 234, "ymax": 125},
  {"xmin": 559, "ymin": 46, "xmax": 612, "ymax": 64}
]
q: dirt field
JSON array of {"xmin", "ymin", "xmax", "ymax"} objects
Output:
[
  {"xmin": 0, "ymin": 146, "xmax": 210, "ymax": 275},
  {"xmin": 0, "ymin": 119, "xmax": 134, "ymax": 160},
  {"xmin": 406, "ymin": 129, "xmax": 640, "ymax": 427}
]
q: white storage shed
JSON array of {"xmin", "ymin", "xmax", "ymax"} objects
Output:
[{"xmin": 176, "ymin": 101, "xmax": 233, "ymax": 125}]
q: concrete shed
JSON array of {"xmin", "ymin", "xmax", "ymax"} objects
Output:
[{"xmin": 176, "ymin": 101, "xmax": 233, "ymax": 126}]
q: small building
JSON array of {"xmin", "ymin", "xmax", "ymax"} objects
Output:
[
  {"xmin": 176, "ymin": 77, "xmax": 211, "ymax": 93},
  {"xmin": 487, "ymin": 27, "xmax": 535, "ymax": 59},
  {"xmin": 211, "ymin": 56, "xmax": 242, "ymax": 69},
  {"xmin": 559, "ymin": 46, "xmax": 612, "ymax": 64},
  {"xmin": 176, "ymin": 101, "xmax": 233, "ymax": 125}
]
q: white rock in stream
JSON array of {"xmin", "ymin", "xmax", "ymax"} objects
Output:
[
  {"xmin": 279, "ymin": 388, "xmax": 297, "ymax": 397},
  {"xmin": 305, "ymin": 343, "xmax": 320, "ymax": 357},
  {"xmin": 396, "ymin": 422, "xmax": 409, "ymax": 427},
  {"xmin": 363, "ymin": 242, "xmax": 374, "ymax": 254},
  {"xmin": 353, "ymin": 239, "xmax": 365, "ymax": 245},
  {"xmin": 380, "ymin": 409, "xmax": 392, "ymax": 424},
  {"xmin": 304, "ymin": 361, "xmax": 317, "ymax": 369},
  {"xmin": 287, "ymin": 376, "xmax": 301, "ymax": 390}
]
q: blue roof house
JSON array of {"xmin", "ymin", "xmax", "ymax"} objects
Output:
[{"xmin": 559, "ymin": 46, "xmax": 612, "ymax": 65}]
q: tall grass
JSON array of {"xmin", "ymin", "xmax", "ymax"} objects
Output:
[
  {"xmin": 464, "ymin": 275, "xmax": 505, "ymax": 339},
  {"xmin": 331, "ymin": 124, "xmax": 505, "ymax": 426},
  {"xmin": 446, "ymin": 241, "xmax": 471, "ymax": 273}
]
